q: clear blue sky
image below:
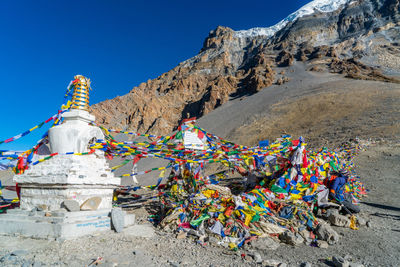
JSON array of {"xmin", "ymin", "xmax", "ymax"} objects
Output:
[{"xmin": 0, "ymin": 0, "xmax": 309, "ymax": 151}]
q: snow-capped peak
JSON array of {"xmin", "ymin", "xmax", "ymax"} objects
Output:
[{"xmin": 234, "ymin": 0, "xmax": 351, "ymax": 38}]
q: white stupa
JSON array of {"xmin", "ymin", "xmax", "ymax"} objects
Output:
[{"xmin": 0, "ymin": 75, "xmax": 122, "ymax": 239}]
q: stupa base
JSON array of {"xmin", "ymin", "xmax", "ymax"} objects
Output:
[{"xmin": 0, "ymin": 209, "xmax": 113, "ymax": 240}]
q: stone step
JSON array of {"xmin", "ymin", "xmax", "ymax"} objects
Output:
[{"xmin": 0, "ymin": 215, "xmax": 111, "ymax": 239}]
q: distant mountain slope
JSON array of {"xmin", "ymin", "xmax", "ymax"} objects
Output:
[{"xmin": 91, "ymin": 0, "xmax": 400, "ymax": 136}]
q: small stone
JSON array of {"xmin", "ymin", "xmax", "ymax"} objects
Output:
[
  {"xmin": 111, "ymin": 208, "xmax": 125, "ymax": 233},
  {"xmin": 176, "ymin": 231, "xmax": 187, "ymax": 239},
  {"xmin": 80, "ymin": 197, "xmax": 102, "ymax": 211},
  {"xmin": 344, "ymin": 255, "xmax": 352, "ymax": 261},
  {"xmin": 243, "ymin": 254, "xmax": 253, "ymax": 261},
  {"xmin": 250, "ymin": 237, "xmax": 280, "ymax": 250},
  {"xmin": 324, "ymin": 208, "xmax": 339, "ymax": 219},
  {"xmin": 329, "ymin": 213, "xmax": 351, "ymax": 227},
  {"xmin": 251, "ymin": 252, "xmax": 262, "ymax": 263},
  {"xmin": 208, "ymin": 236, "xmax": 219, "ymax": 244},
  {"xmin": 366, "ymin": 221, "xmax": 372, "ymax": 228},
  {"xmin": 301, "ymin": 263, "xmax": 312, "ymax": 267},
  {"xmin": 44, "ymin": 212, "xmax": 52, "ymax": 217},
  {"xmin": 316, "ymin": 240, "xmax": 329, "ymax": 249},
  {"xmin": 169, "ymin": 261, "xmax": 179, "ymax": 267},
  {"xmin": 11, "ymin": 250, "xmax": 28, "ymax": 256},
  {"xmin": 356, "ymin": 217, "xmax": 366, "ymax": 227},
  {"xmin": 0, "ymin": 256, "xmax": 7, "ymax": 263},
  {"xmin": 62, "ymin": 200, "xmax": 80, "ymax": 212},
  {"xmin": 332, "ymin": 256, "xmax": 350, "ymax": 267}
]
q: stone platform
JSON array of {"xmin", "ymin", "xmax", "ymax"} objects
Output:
[
  {"xmin": 0, "ymin": 209, "xmax": 112, "ymax": 239},
  {"xmin": 0, "ymin": 208, "xmax": 136, "ymax": 239}
]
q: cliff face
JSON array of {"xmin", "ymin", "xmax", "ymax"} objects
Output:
[
  {"xmin": 91, "ymin": 0, "xmax": 400, "ymax": 134},
  {"xmin": 91, "ymin": 27, "xmax": 276, "ymax": 134}
]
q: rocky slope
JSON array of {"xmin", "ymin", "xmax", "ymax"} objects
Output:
[{"xmin": 91, "ymin": 0, "xmax": 400, "ymax": 136}]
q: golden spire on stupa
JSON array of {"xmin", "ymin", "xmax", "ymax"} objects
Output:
[{"xmin": 70, "ymin": 75, "xmax": 91, "ymax": 111}]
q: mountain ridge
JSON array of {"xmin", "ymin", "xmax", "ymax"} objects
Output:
[
  {"xmin": 234, "ymin": 0, "xmax": 352, "ymax": 38},
  {"xmin": 91, "ymin": 0, "xmax": 400, "ymax": 137}
]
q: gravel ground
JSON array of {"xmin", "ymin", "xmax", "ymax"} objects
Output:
[{"xmin": 0, "ymin": 142, "xmax": 399, "ymax": 267}]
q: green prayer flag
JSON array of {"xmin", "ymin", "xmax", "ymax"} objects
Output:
[
  {"xmin": 190, "ymin": 213, "xmax": 210, "ymax": 226},
  {"xmin": 175, "ymin": 131, "xmax": 183, "ymax": 140},
  {"xmin": 271, "ymin": 184, "xmax": 287, "ymax": 193}
]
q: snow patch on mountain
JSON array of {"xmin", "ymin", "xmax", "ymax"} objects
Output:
[{"xmin": 235, "ymin": 0, "xmax": 351, "ymax": 38}]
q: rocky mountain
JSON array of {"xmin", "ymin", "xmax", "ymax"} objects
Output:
[{"xmin": 91, "ymin": 0, "xmax": 400, "ymax": 136}]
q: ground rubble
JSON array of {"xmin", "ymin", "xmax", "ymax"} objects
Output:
[
  {"xmin": 0, "ymin": 213, "xmax": 375, "ymax": 267},
  {"xmin": 0, "ymin": 143, "xmax": 399, "ymax": 267}
]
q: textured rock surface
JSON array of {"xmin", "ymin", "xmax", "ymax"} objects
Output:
[{"xmin": 315, "ymin": 222, "xmax": 340, "ymax": 244}]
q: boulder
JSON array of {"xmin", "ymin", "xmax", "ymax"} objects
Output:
[
  {"xmin": 62, "ymin": 200, "xmax": 80, "ymax": 212},
  {"xmin": 315, "ymin": 222, "xmax": 340, "ymax": 244},
  {"xmin": 329, "ymin": 213, "xmax": 351, "ymax": 227},
  {"xmin": 316, "ymin": 240, "xmax": 329, "ymax": 249},
  {"xmin": 80, "ymin": 197, "xmax": 102, "ymax": 211},
  {"xmin": 279, "ymin": 231, "xmax": 304, "ymax": 246}
]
